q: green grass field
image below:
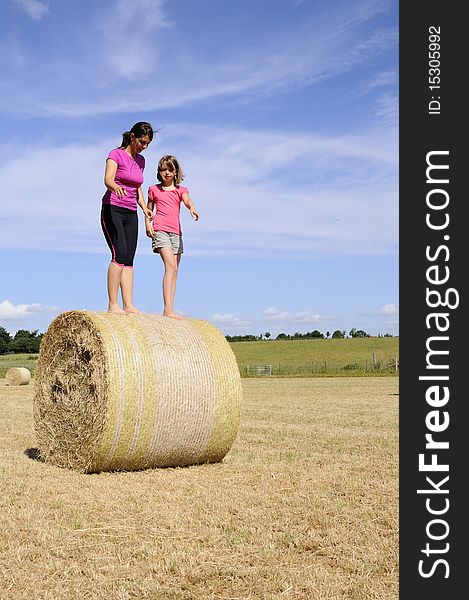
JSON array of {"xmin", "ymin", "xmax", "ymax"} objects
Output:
[
  {"xmin": 0, "ymin": 354, "xmax": 37, "ymax": 378},
  {"xmin": 230, "ymin": 337, "xmax": 399, "ymax": 377},
  {"xmin": 0, "ymin": 336, "xmax": 399, "ymax": 378}
]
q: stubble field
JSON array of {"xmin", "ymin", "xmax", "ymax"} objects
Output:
[{"xmin": 0, "ymin": 376, "xmax": 398, "ymax": 599}]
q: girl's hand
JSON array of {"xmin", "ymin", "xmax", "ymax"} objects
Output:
[
  {"xmin": 190, "ymin": 208, "xmax": 200, "ymax": 221},
  {"xmin": 144, "ymin": 207, "xmax": 154, "ymax": 220}
]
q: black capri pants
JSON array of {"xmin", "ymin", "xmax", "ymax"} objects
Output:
[{"xmin": 101, "ymin": 204, "xmax": 138, "ymax": 267}]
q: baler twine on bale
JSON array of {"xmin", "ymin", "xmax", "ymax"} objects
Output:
[
  {"xmin": 33, "ymin": 311, "xmax": 243, "ymax": 473},
  {"xmin": 5, "ymin": 367, "xmax": 31, "ymax": 386}
]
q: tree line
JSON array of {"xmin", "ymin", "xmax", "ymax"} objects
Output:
[
  {"xmin": 225, "ymin": 329, "xmax": 395, "ymax": 342},
  {"xmin": 0, "ymin": 326, "xmax": 43, "ymax": 354},
  {"xmin": 0, "ymin": 325, "xmax": 395, "ymax": 353}
]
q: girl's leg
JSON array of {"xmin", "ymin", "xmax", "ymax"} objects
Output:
[
  {"xmin": 159, "ymin": 247, "xmax": 182, "ymax": 319},
  {"xmin": 170, "ymin": 253, "xmax": 182, "ymax": 311},
  {"xmin": 107, "ymin": 262, "xmax": 126, "ymax": 314}
]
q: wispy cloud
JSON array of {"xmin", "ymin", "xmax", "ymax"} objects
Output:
[
  {"xmin": 211, "ymin": 313, "xmax": 252, "ymax": 327},
  {"xmin": 95, "ymin": 0, "xmax": 172, "ymax": 80},
  {"xmin": 0, "ymin": 0, "xmax": 397, "ymax": 117},
  {"xmin": 13, "ymin": 0, "xmax": 49, "ymax": 20},
  {"xmin": 264, "ymin": 307, "xmax": 328, "ymax": 324},
  {"xmin": 379, "ymin": 303, "xmax": 399, "ymax": 316},
  {"xmin": 367, "ymin": 70, "xmax": 398, "ymax": 91}
]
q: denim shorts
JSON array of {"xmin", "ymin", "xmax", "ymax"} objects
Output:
[{"xmin": 152, "ymin": 230, "xmax": 184, "ymax": 255}]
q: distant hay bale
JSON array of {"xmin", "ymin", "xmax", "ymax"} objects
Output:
[
  {"xmin": 33, "ymin": 311, "xmax": 243, "ymax": 473},
  {"xmin": 6, "ymin": 367, "xmax": 31, "ymax": 386}
]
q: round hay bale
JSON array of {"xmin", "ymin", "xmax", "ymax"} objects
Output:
[
  {"xmin": 5, "ymin": 367, "xmax": 31, "ymax": 386},
  {"xmin": 33, "ymin": 310, "xmax": 243, "ymax": 473}
]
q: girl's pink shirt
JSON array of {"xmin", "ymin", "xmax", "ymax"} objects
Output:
[
  {"xmin": 102, "ymin": 148, "xmax": 145, "ymax": 211},
  {"xmin": 148, "ymin": 184, "xmax": 189, "ymax": 235}
]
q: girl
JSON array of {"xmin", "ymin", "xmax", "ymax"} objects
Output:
[
  {"xmin": 101, "ymin": 121, "xmax": 154, "ymax": 314},
  {"xmin": 146, "ymin": 155, "xmax": 200, "ymax": 319}
]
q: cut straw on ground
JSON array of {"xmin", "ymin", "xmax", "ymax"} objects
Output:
[{"xmin": 1, "ymin": 376, "xmax": 398, "ymax": 599}]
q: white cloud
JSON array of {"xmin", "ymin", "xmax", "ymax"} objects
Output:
[
  {"xmin": 14, "ymin": 0, "xmax": 49, "ymax": 20},
  {"xmin": 211, "ymin": 313, "xmax": 252, "ymax": 327},
  {"xmin": 379, "ymin": 303, "xmax": 399, "ymax": 316},
  {"xmin": 0, "ymin": 121, "xmax": 397, "ymax": 259},
  {"xmin": 264, "ymin": 307, "xmax": 291, "ymax": 320},
  {"xmin": 0, "ymin": 299, "xmax": 55, "ymax": 321},
  {"xmin": 264, "ymin": 307, "xmax": 325, "ymax": 324},
  {"xmin": 0, "ymin": 140, "xmax": 110, "ymax": 254}
]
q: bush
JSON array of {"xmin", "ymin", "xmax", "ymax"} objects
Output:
[{"xmin": 0, "ymin": 337, "xmax": 8, "ymax": 355}]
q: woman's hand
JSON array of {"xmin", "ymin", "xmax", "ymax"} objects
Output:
[
  {"xmin": 144, "ymin": 207, "xmax": 154, "ymax": 220},
  {"xmin": 113, "ymin": 186, "xmax": 128, "ymax": 198},
  {"xmin": 145, "ymin": 220, "xmax": 154, "ymax": 238}
]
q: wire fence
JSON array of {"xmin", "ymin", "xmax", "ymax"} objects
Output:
[
  {"xmin": 1, "ymin": 354, "xmax": 399, "ymax": 379},
  {"xmin": 243, "ymin": 356, "xmax": 399, "ymax": 377}
]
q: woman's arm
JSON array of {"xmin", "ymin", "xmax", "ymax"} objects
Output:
[
  {"xmin": 137, "ymin": 187, "xmax": 153, "ymax": 220},
  {"xmin": 145, "ymin": 195, "xmax": 155, "ymax": 238},
  {"xmin": 104, "ymin": 159, "xmax": 128, "ymax": 198},
  {"xmin": 182, "ymin": 192, "xmax": 200, "ymax": 221}
]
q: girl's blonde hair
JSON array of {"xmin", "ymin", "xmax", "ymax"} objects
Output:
[{"xmin": 157, "ymin": 155, "xmax": 184, "ymax": 186}]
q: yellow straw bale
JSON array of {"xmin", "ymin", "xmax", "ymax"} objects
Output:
[
  {"xmin": 5, "ymin": 367, "xmax": 31, "ymax": 386},
  {"xmin": 33, "ymin": 311, "xmax": 243, "ymax": 473}
]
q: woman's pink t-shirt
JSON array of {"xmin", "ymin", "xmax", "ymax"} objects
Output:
[
  {"xmin": 102, "ymin": 148, "xmax": 145, "ymax": 211},
  {"xmin": 148, "ymin": 184, "xmax": 189, "ymax": 235}
]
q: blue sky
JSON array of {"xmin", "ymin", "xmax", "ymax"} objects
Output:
[{"xmin": 0, "ymin": 0, "xmax": 398, "ymax": 338}]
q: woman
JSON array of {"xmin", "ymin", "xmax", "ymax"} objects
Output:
[{"xmin": 100, "ymin": 121, "xmax": 154, "ymax": 314}]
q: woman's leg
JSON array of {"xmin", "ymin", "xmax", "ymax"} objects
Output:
[
  {"xmin": 101, "ymin": 205, "xmax": 127, "ymax": 313},
  {"xmin": 121, "ymin": 211, "xmax": 141, "ymax": 314},
  {"xmin": 159, "ymin": 247, "xmax": 182, "ymax": 319},
  {"xmin": 107, "ymin": 262, "xmax": 126, "ymax": 313},
  {"xmin": 121, "ymin": 267, "xmax": 142, "ymax": 314}
]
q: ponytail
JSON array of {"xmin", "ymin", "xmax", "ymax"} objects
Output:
[{"xmin": 119, "ymin": 131, "xmax": 131, "ymax": 148}]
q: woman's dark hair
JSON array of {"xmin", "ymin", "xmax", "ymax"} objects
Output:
[{"xmin": 120, "ymin": 121, "xmax": 154, "ymax": 148}]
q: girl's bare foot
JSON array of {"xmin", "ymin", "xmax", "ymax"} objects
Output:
[
  {"xmin": 125, "ymin": 305, "xmax": 143, "ymax": 315},
  {"xmin": 108, "ymin": 304, "xmax": 126, "ymax": 315},
  {"xmin": 163, "ymin": 311, "xmax": 184, "ymax": 320}
]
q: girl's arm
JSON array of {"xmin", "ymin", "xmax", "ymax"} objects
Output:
[
  {"xmin": 104, "ymin": 159, "xmax": 128, "ymax": 198},
  {"xmin": 182, "ymin": 192, "xmax": 200, "ymax": 221}
]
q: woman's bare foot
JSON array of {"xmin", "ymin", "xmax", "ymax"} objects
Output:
[
  {"xmin": 108, "ymin": 304, "xmax": 126, "ymax": 315},
  {"xmin": 163, "ymin": 311, "xmax": 184, "ymax": 320},
  {"xmin": 125, "ymin": 305, "xmax": 143, "ymax": 315}
]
